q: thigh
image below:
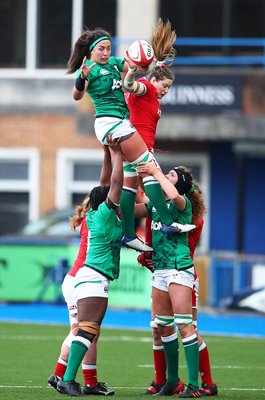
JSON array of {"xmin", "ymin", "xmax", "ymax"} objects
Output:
[
  {"xmin": 120, "ymin": 130, "xmax": 148, "ymax": 162},
  {"xmin": 78, "ymin": 296, "xmax": 108, "ymax": 325},
  {"xmin": 168, "ymin": 283, "xmax": 192, "ymax": 315},
  {"xmin": 152, "ymin": 286, "xmax": 173, "ymax": 316}
]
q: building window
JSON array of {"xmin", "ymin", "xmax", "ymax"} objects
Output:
[
  {"xmin": 0, "ymin": 0, "xmax": 26, "ymax": 67},
  {"xmin": 160, "ymin": 0, "xmax": 265, "ymax": 57},
  {"xmin": 0, "ymin": 149, "xmax": 39, "ymax": 235},
  {"xmin": 56, "ymin": 149, "xmax": 210, "ymax": 252},
  {"xmin": 37, "ymin": 0, "xmax": 72, "ymax": 68},
  {"xmin": 56, "ymin": 149, "xmax": 104, "ymax": 209},
  {"xmin": 83, "ymin": 0, "xmax": 117, "ymax": 36}
]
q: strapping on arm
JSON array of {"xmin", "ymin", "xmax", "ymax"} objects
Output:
[{"xmin": 123, "ymin": 67, "xmax": 146, "ymax": 95}]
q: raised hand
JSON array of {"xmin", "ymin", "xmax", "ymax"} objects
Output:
[{"xmin": 80, "ymin": 56, "xmax": 96, "ymax": 79}]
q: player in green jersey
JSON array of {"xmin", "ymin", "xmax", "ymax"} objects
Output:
[
  {"xmin": 136, "ymin": 161, "xmax": 207, "ymax": 398},
  {"xmin": 66, "ymin": 27, "xmax": 194, "ymax": 254},
  {"xmin": 57, "ymin": 138, "xmax": 123, "ymax": 397}
]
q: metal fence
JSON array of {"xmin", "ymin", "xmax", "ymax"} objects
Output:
[
  {"xmin": 209, "ymin": 251, "xmax": 265, "ymax": 311},
  {"xmin": 113, "ymin": 37, "xmax": 265, "ymax": 68}
]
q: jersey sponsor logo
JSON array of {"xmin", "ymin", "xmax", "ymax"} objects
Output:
[
  {"xmin": 111, "ymin": 79, "xmax": 122, "ymax": 90},
  {"xmin": 100, "ymin": 69, "xmax": 109, "ymax": 75},
  {"xmin": 151, "ymin": 220, "xmax": 162, "ymax": 231}
]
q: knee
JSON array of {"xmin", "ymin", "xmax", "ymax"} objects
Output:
[
  {"xmin": 152, "ymin": 327, "xmax": 162, "ymax": 345},
  {"xmin": 77, "ymin": 321, "xmax": 100, "ymax": 343}
]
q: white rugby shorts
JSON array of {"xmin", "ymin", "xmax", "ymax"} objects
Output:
[
  {"xmin": 74, "ymin": 267, "xmax": 110, "ymax": 300},
  {"xmin": 61, "ymin": 274, "xmax": 78, "ymax": 325},
  {"xmin": 152, "ymin": 268, "xmax": 195, "ymax": 291},
  {"xmin": 95, "ymin": 117, "xmax": 136, "ymax": 145}
]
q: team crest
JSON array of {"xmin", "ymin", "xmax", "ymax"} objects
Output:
[{"xmin": 100, "ymin": 69, "xmax": 109, "ymax": 75}]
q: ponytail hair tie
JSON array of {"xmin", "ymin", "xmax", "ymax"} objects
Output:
[
  {"xmin": 187, "ymin": 185, "xmax": 196, "ymax": 195},
  {"xmin": 156, "ymin": 60, "xmax": 166, "ymax": 67}
]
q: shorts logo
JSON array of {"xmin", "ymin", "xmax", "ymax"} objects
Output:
[{"xmin": 104, "ymin": 286, "xmax": 108, "ymax": 293}]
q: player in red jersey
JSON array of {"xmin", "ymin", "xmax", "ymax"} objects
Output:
[
  {"xmin": 48, "ymin": 145, "xmax": 115, "ymax": 396},
  {"xmin": 121, "ymin": 19, "xmax": 195, "ymax": 249}
]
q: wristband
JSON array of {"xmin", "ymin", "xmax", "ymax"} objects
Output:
[{"xmin": 75, "ymin": 75, "xmax": 86, "ymax": 91}]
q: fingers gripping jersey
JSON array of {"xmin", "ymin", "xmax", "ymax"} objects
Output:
[{"xmin": 77, "ymin": 57, "xmax": 129, "ymax": 119}]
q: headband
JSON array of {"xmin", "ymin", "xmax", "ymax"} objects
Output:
[{"xmin": 89, "ymin": 35, "xmax": 110, "ymax": 51}]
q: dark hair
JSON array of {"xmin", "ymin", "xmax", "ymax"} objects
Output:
[
  {"xmin": 173, "ymin": 166, "xmax": 207, "ymax": 219},
  {"xmin": 67, "ymin": 28, "xmax": 111, "ymax": 74},
  {"xmin": 174, "ymin": 166, "xmax": 192, "ymax": 195},
  {"xmin": 89, "ymin": 186, "xmax": 110, "ymax": 210}
]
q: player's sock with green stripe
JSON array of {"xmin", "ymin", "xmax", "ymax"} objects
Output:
[
  {"xmin": 161, "ymin": 332, "xmax": 179, "ymax": 384},
  {"xmin": 120, "ymin": 187, "xmax": 137, "ymax": 238},
  {"xmin": 63, "ymin": 340, "xmax": 89, "ymax": 382},
  {"xmin": 182, "ymin": 333, "xmax": 199, "ymax": 388},
  {"xmin": 142, "ymin": 177, "xmax": 173, "ymax": 226}
]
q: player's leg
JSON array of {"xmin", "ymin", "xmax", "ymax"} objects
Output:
[
  {"xmin": 152, "ymin": 280, "xmax": 184, "ymax": 396},
  {"xmin": 57, "ymin": 269, "xmax": 109, "ymax": 396},
  {"xmin": 192, "ymin": 278, "xmax": 218, "ymax": 396},
  {"xmin": 48, "ymin": 274, "xmax": 77, "ymax": 389},
  {"xmin": 171, "ymin": 275, "xmax": 201, "ymax": 398}
]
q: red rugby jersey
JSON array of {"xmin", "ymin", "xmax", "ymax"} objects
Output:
[{"xmin": 125, "ymin": 78, "xmax": 161, "ymax": 151}]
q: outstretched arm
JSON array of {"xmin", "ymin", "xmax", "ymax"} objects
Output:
[
  {"xmin": 107, "ymin": 139, "xmax": 123, "ymax": 206},
  {"xmin": 99, "ymin": 145, "xmax": 112, "ymax": 186},
  {"xmin": 123, "ymin": 51, "xmax": 146, "ymax": 95}
]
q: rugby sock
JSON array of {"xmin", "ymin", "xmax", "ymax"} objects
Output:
[
  {"xmin": 120, "ymin": 187, "xmax": 137, "ymax": 238},
  {"xmin": 153, "ymin": 345, "xmax": 166, "ymax": 385},
  {"xmin": 82, "ymin": 364, "xmax": 97, "ymax": 386},
  {"xmin": 142, "ymin": 177, "xmax": 173, "ymax": 226},
  {"xmin": 54, "ymin": 357, "xmax": 67, "ymax": 378},
  {"xmin": 63, "ymin": 340, "xmax": 90, "ymax": 382},
  {"xmin": 161, "ymin": 332, "xmax": 179, "ymax": 384},
  {"xmin": 182, "ymin": 334, "xmax": 199, "ymax": 388},
  {"xmin": 199, "ymin": 341, "xmax": 215, "ymax": 386}
]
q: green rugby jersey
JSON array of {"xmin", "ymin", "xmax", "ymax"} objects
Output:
[
  {"xmin": 77, "ymin": 56, "xmax": 129, "ymax": 118},
  {"xmin": 146, "ymin": 198, "xmax": 193, "ymax": 271},
  {"xmin": 84, "ymin": 202, "xmax": 123, "ymax": 280}
]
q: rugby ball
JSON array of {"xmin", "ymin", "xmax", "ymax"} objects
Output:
[{"xmin": 128, "ymin": 40, "xmax": 154, "ymax": 67}]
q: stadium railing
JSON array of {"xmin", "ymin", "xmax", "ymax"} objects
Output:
[{"xmin": 113, "ymin": 37, "xmax": 265, "ymax": 67}]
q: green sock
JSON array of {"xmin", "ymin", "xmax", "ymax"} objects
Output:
[
  {"xmin": 63, "ymin": 341, "xmax": 88, "ymax": 382},
  {"xmin": 143, "ymin": 178, "xmax": 173, "ymax": 226},
  {"xmin": 162, "ymin": 333, "xmax": 179, "ymax": 384},
  {"xmin": 120, "ymin": 188, "xmax": 137, "ymax": 238},
  {"xmin": 182, "ymin": 334, "xmax": 199, "ymax": 388}
]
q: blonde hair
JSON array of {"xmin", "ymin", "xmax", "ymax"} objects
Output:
[{"xmin": 69, "ymin": 195, "xmax": 90, "ymax": 231}]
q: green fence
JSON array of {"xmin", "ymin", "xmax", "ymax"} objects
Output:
[{"xmin": 0, "ymin": 239, "xmax": 152, "ymax": 310}]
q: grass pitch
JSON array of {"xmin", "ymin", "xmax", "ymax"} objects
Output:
[{"xmin": 0, "ymin": 322, "xmax": 264, "ymax": 400}]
